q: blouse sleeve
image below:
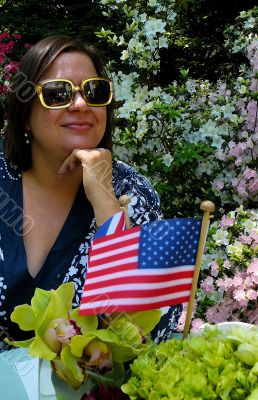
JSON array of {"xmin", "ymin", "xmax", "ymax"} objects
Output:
[{"xmin": 112, "ymin": 160, "xmax": 162, "ymax": 226}]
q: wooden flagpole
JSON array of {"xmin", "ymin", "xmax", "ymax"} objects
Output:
[
  {"xmin": 119, "ymin": 195, "xmax": 131, "ymax": 229},
  {"xmin": 182, "ymin": 200, "xmax": 215, "ymax": 339}
]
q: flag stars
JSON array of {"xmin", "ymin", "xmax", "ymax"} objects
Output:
[{"xmin": 138, "ymin": 218, "xmax": 200, "ymax": 270}]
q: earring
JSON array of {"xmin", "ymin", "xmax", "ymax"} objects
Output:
[{"xmin": 24, "ymin": 130, "xmax": 31, "ymax": 144}]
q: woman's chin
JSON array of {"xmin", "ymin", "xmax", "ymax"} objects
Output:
[
  {"xmin": 61, "ymin": 141, "xmax": 95, "ymax": 153},
  {"xmin": 60, "ymin": 135, "xmax": 103, "ymax": 153}
]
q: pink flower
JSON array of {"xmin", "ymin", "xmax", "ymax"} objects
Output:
[
  {"xmin": 223, "ymin": 260, "xmax": 232, "ymax": 270},
  {"xmin": 4, "ymin": 61, "xmax": 19, "ymax": 73},
  {"xmin": 246, "ymin": 100, "xmax": 258, "ymax": 129},
  {"xmin": 0, "ymin": 84, "xmax": 8, "ymax": 94},
  {"xmin": 231, "ymin": 178, "xmax": 239, "ymax": 188},
  {"xmin": 191, "ymin": 318, "xmax": 204, "ymax": 332},
  {"xmin": 247, "ymin": 258, "xmax": 258, "ymax": 274},
  {"xmin": 233, "ymin": 289, "xmax": 248, "ymax": 307},
  {"xmin": 220, "ymin": 215, "xmax": 235, "ymax": 228},
  {"xmin": 200, "ymin": 276, "xmax": 215, "ymax": 293},
  {"xmin": 214, "ymin": 180, "xmax": 224, "ymax": 190},
  {"xmin": 250, "ymin": 230, "xmax": 258, "ymax": 243},
  {"xmin": 246, "ymin": 289, "xmax": 257, "ymax": 301},
  {"xmin": 237, "ymin": 182, "xmax": 248, "ymax": 198},
  {"xmin": 206, "ymin": 304, "xmax": 229, "ymax": 324},
  {"xmin": 243, "ymin": 168, "xmax": 256, "ymax": 180},
  {"xmin": 216, "ymin": 276, "xmax": 232, "ymax": 291},
  {"xmin": 0, "ymin": 32, "xmax": 10, "ymax": 40},
  {"xmin": 250, "ymin": 79, "xmax": 258, "ymax": 92},
  {"xmin": 14, "ymin": 33, "xmax": 22, "ymax": 39},
  {"xmin": 232, "ymin": 272, "xmax": 244, "ymax": 287},
  {"xmin": 248, "ymin": 178, "xmax": 258, "ymax": 194},
  {"xmin": 210, "ymin": 261, "xmax": 219, "ymax": 277},
  {"xmin": 239, "ymin": 233, "xmax": 252, "ymax": 245}
]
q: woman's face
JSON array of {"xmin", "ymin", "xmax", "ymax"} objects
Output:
[{"xmin": 27, "ymin": 51, "xmax": 107, "ymax": 159}]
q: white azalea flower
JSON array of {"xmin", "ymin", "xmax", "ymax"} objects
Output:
[
  {"xmin": 212, "ymin": 229, "xmax": 229, "ymax": 246},
  {"xmin": 162, "ymin": 153, "xmax": 174, "ymax": 167}
]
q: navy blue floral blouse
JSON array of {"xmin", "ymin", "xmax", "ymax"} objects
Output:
[{"xmin": 0, "ymin": 153, "xmax": 181, "ymax": 350}]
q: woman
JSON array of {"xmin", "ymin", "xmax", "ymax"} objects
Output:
[{"xmin": 0, "ymin": 36, "xmax": 181, "ymax": 348}]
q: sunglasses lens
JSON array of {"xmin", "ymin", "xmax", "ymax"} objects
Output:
[
  {"xmin": 83, "ymin": 79, "xmax": 111, "ymax": 105},
  {"xmin": 41, "ymin": 81, "xmax": 72, "ymax": 107}
]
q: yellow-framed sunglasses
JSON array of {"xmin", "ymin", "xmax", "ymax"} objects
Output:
[{"xmin": 35, "ymin": 77, "xmax": 113, "ymax": 109}]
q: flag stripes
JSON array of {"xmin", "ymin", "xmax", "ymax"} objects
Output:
[{"xmin": 80, "ymin": 211, "xmax": 201, "ymax": 316}]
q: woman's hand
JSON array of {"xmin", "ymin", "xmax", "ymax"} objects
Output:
[{"xmin": 58, "ymin": 148, "xmax": 120, "ymax": 226}]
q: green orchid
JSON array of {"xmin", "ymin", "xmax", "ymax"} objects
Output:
[
  {"xmin": 5, "ymin": 282, "xmax": 162, "ymax": 390},
  {"xmin": 6, "ymin": 283, "xmax": 98, "ymax": 361}
]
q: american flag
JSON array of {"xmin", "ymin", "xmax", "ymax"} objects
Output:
[{"xmin": 80, "ymin": 212, "xmax": 201, "ymax": 315}]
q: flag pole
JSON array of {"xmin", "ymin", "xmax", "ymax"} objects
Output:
[
  {"xmin": 182, "ymin": 200, "xmax": 215, "ymax": 339},
  {"xmin": 119, "ymin": 195, "xmax": 131, "ymax": 229}
]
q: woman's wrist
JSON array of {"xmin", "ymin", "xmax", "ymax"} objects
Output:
[{"xmin": 92, "ymin": 192, "xmax": 121, "ymax": 227}]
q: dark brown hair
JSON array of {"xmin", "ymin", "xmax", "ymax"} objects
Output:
[{"xmin": 4, "ymin": 35, "xmax": 114, "ymax": 170}]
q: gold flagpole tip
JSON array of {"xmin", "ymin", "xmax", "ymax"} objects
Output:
[
  {"xmin": 200, "ymin": 200, "xmax": 215, "ymax": 212},
  {"xmin": 119, "ymin": 195, "xmax": 131, "ymax": 206}
]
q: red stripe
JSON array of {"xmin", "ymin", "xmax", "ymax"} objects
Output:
[
  {"xmin": 81, "ymin": 283, "xmax": 192, "ymax": 303},
  {"xmin": 114, "ymin": 212, "xmax": 126, "ymax": 233},
  {"xmin": 79, "ymin": 296, "xmax": 190, "ymax": 316},
  {"xmin": 93, "ymin": 225, "xmax": 141, "ymax": 245},
  {"xmin": 90, "ymin": 248, "xmax": 139, "ymax": 268},
  {"xmin": 91, "ymin": 235, "xmax": 139, "ymax": 257},
  {"xmin": 86, "ymin": 263, "xmax": 138, "ymax": 280},
  {"xmin": 85, "ymin": 270, "xmax": 194, "ymax": 289}
]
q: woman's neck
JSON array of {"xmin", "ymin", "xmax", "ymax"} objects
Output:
[
  {"xmin": 23, "ymin": 155, "xmax": 82, "ymax": 192},
  {"xmin": 24, "ymin": 150, "xmax": 83, "ymax": 192}
]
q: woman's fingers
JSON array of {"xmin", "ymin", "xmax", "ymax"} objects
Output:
[
  {"xmin": 58, "ymin": 149, "xmax": 82, "ymax": 175},
  {"xmin": 58, "ymin": 149, "xmax": 113, "ymax": 196}
]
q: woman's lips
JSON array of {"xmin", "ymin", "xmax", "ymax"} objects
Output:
[{"xmin": 62, "ymin": 122, "xmax": 93, "ymax": 131}]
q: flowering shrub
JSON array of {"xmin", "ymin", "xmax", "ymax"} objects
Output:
[
  {"xmin": 97, "ymin": 2, "xmax": 258, "ymax": 217},
  {"xmin": 177, "ymin": 206, "xmax": 258, "ymax": 332},
  {"xmin": 0, "ymin": 31, "xmax": 31, "ymax": 101},
  {"xmin": 0, "ymin": 31, "xmax": 32, "ymax": 139}
]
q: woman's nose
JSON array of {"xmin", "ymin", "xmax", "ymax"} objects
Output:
[{"xmin": 69, "ymin": 91, "xmax": 89, "ymax": 110}]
